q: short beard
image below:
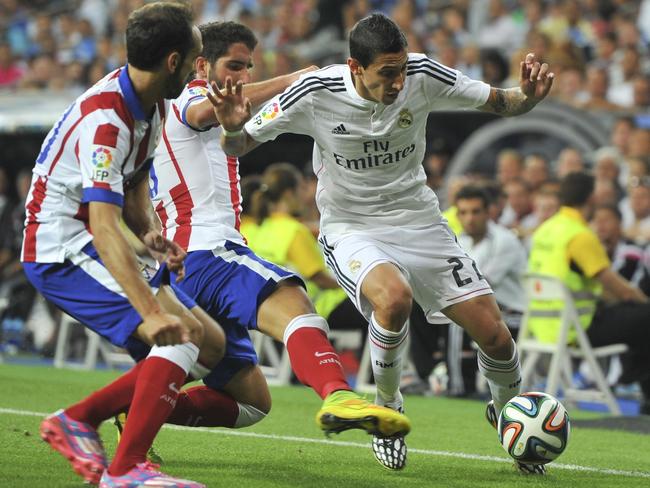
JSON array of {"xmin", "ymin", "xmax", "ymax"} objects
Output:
[{"xmin": 164, "ymin": 63, "xmax": 186, "ymax": 99}]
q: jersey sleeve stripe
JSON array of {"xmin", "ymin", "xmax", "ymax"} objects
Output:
[
  {"xmin": 407, "ymin": 58, "xmax": 457, "ymax": 81},
  {"xmin": 281, "ymin": 83, "xmax": 347, "ymax": 111},
  {"xmin": 279, "ymin": 76, "xmax": 345, "ymax": 104},
  {"xmin": 93, "ymin": 123, "xmax": 120, "ymax": 148},
  {"xmin": 406, "ymin": 68, "xmax": 456, "ymax": 86},
  {"xmin": 81, "ymin": 187, "xmax": 124, "ymax": 207}
]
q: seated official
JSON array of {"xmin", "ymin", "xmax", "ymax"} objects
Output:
[{"xmin": 529, "ymin": 172, "xmax": 650, "ymax": 415}]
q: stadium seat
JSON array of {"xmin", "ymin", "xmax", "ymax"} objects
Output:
[
  {"xmin": 517, "ymin": 273, "xmax": 628, "ymax": 415},
  {"xmin": 53, "ymin": 313, "xmax": 134, "ymax": 370}
]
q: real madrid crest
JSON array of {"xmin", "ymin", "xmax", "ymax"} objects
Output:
[
  {"xmin": 398, "ymin": 108, "xmax": 413, "ymax": 128},
  {"xmin": 348, "ymin": 259, "xmax": 362, "ymax": 274}
]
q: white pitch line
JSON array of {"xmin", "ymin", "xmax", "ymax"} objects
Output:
[{"xmin": 2, "ymin": 407, "xmax": 649, "ymax": 479}]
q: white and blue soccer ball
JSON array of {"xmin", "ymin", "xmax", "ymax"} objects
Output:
[{"xmin": 498, "ymin": 392, "xmax": 570, "ymax": 465}]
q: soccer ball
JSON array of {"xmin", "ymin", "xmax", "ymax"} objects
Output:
[{"xmin": 498, "ymin": 392, "xmax": 570, "ymax": 465}]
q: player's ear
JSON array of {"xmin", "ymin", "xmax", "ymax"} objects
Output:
[
  {"xmin": 347, "ymin": 57, "xmax": 362, "ymax": 76},
  {"xmin": 167, "ymin": 51, "xmax": 181, "ymax": 74},
  {"xmin": 195, "ymin": 56, "xmax": 208, "ymax": 78}
]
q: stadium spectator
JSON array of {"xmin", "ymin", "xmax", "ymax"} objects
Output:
[
  {"xmin": 499, "ymin": 179, "xmax": 536, "ymax": 236},
  {"xmin": 579, "ymin": 65, "xmax": 621, "ymax": 111},
  {"xmin": 528, "ymin": 172, "xmax": 650, "ymax": 416},
  {"xmin": 457, "ymin": 185, "xmax": 527, "ymax": 331},
  {"xmin": 591, "ymin": 204, "xmax": 650, "ymax": 296},
  {"xmin": 522, "ymin": 153, "xmax": 550, "ymax": 191},
  {"xmin": 608, "ymin": 46, "xmax": 641, "ymax": 108},
  {"xmin": 0, "ymin": 42, "xmax": 24, "ymax": 88},
  {"xmin": 621, "ymin": 180, "xmax": 650, "ymax": 245},
  {"xmin": 593, "ymin": 178, "xmax": 620, "ymax": 206},
  {"xmin": 555, "ymin": 147, "xmax": 585, "ymax": 178},
  {"xmin": 496, "ymin": 148, "xmax": 523, "ymax": 185},
  {"xmin": 632, "ymin": 76, "xmax": 650, "ymax": 111}
]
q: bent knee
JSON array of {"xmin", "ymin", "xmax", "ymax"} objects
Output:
[
  {"xmin": 375, "ymin": 284, "xmax": 413, "ymax": 324},
  {"xmin": 234, "ymin": 401, "xmax": 270, "ymax": 428},
  {"xmin": 479, "ymin": 319, "xmax": 513, "ymax": 351}
]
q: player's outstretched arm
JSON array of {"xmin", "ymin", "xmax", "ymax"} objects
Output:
[
  {"xmin": 89, "ymin": 201, "xmax": 193, "ymax": 345},
  {"xmin": 206, "ymin": 77, "xmax": 260, "ymax": 156},
  {"xmin": 186, "ymin": 65, "xmax": 318, "ymax": 130},
  {"xmin": 478, "ymin": 52, "xmax": 554, "ymax": 117}
]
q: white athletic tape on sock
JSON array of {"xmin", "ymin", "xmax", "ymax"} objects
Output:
[
  {"xmin": 234, "ymin": 402, "xmax": 267, "ymax": 428},
  {"xmin": 148, "ymin": 343, "xmax": 199, "ymax": 375},
  {"xmin": 282, "ymin": 313, "xmax": 329, "ymax": 345}
]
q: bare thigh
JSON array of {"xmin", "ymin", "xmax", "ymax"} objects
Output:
[
  {"xmin": 222, "ymin": 364, "xmax": 272, "ymax": 414},
  {"xmin": 256, "ymin": 282, "xmax": 315, "ymax": 342}
]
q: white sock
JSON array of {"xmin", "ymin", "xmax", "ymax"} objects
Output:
[
  {"xmin": 477, "ymin": 340, "xmax": 521, "ymax": 414},
  {"xmin": 368, "ymin": 313, "xmax": 408, "ymax": 407}
]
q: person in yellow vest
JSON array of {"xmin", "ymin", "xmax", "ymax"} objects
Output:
[
  {"xmin": 241, "ymin": 163, "xmax": 368, "ymax": 354},
  {"xmin": 528, "ymin": 171, "xmax": 650, "ymax": 415},
  {"xmin": 238, "ymin": 175, "xmax": 262, "ymax": 243}
]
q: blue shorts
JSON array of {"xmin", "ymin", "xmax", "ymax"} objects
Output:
[
  {"xmin": 23, "ymin": 242, "xmax": 197, "ymax": 357},
  {"xmin": 172, "ymin": 241, "xmax": 301, "ymax": 390}
]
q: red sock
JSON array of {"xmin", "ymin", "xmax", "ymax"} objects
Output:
[
  {"xmin": 167, "ymin": 385, "xmax": 239, "ymax": 427},
  {"xmin": 65, "ymin": 361, "xmax": 144, "ymax": 429},
  {"xmin": 286, "ymin": 327, "xmax": 350, "ymax": 399},
  {"xmin": 108, "ymin": 357, "xmax": 187, "ymax": 476}
]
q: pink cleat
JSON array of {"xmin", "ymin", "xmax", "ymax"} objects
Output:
[
  {"xmin": 99, "ymin": 462, "xmax": 206, "ymax": 488},
  {"xmin": 40, "ymin": 409, "xmax": 108, "ymax": 484}
]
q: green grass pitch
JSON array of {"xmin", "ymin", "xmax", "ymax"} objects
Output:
[{"xmin": 1, "ymin": 363, "xmax": 649, "ymax": 487}]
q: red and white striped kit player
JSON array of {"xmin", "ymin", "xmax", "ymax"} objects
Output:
[
  {"xmin": 150, "ymin": 79, "xmax": 244, "ymax": 250},
  {"xmin": 22, "ymin": 66, "xmax": 165, "ymax": 263}
]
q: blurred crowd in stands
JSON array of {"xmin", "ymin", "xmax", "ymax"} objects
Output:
[
  {"xmin": 1, "ymin": 1, "xmax": 650, "ymax": 407},
  {"xmin": 0, "ymin": 0, "xmax": 648, "ymax": 112}
]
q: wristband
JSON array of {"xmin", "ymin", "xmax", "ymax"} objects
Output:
[{"xmin": 222, "ymin": 127, "xmax": 243, "ymax": 137}]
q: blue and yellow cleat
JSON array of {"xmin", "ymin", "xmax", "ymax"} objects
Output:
[{"xmin": 316, "ymin": 390, "xmax": 411, "ymax": 438}]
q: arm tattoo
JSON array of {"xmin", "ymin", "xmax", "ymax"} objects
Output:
[{"xmin": 482, "ymin": 87, "xmax": 534, "ymax": 117}]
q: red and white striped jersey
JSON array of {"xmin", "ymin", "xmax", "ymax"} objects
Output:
[
  {"xmin": 150, "ymin": 79, "xmax": 244, "ymax": 251},
  {"xmin": 21, "ymin": 66, "xmax": 166, "ymax": 263}
]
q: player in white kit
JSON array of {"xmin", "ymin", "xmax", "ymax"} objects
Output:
[
  {"xmin": 209, "ymin": 13, "xmax": 554, "ymax": 473},
  {"xmin": 148, "ymin": 21, "xmax": 410, "ymax": 441}
]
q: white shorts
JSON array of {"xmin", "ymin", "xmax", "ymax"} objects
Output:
[{"xmin": 319, "ymin": 222, "xmax": 493, "ymax": 323}]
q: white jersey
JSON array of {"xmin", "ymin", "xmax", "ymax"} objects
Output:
[
  {"xmin": 22, "ymin": 66, "xmax": 165, "ymax": 263},
  {"xmin": 245, "ymin": 53, "xmax": 490, "ymax": 235},
  {"xmin": 151, "ymin": 79, "xmax": 244, "ymax": 251}
]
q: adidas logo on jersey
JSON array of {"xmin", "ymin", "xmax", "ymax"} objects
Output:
[{"xmin": 331, "ymin": 124, "xmax": 350, "ymax": 135}]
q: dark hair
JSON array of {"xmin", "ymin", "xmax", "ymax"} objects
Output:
[
  {"xmin": 559, "ymin": 171, "xmax": 594, "ymax": 206},
  {"xmin": 455, "ymin": 185, "xmax": 491, "ymax": 209},
  {"xmin": 349, "ymin": 13, "xmax": 407, "ymax": 68},
  {"xmin": 199, "ymin": 21, "xmax": 257, "ymax": 65},
  {"xmin": 251, "ymin": 163, "xmax": 301, "ymax": 223},
  {"xmin": 594, "ymin": 203, "xmax": 622, "ymax": 221},
  {"xmin": 240, "ymin": 175, "xmax": 262, "ymax": 217},
  {"xmin": 126, "ymin": 2, "xmax": 194, "ymax": 71}
]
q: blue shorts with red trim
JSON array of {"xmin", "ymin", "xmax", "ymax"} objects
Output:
[
  {"xmin": 23, "ymin": 241, "xmax": 196, "ymax": 358},
  {"xmin": 171, "ymin": 241, "xmax": 301, "ymax": 390}
]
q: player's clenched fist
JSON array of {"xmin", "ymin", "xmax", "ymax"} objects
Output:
[{"xmin": 140, "ymin": 311, "xmax": 191, "ymax": 346}]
